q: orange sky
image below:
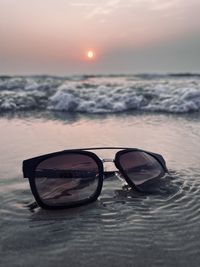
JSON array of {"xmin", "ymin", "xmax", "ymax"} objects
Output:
[{"xmin": 0, "ymin": 0, "xmax": 200, "ymax": 74}]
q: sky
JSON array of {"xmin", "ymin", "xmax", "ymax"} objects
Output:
[{"xmin": 0, "ymin": 0, "xmax": 200, "ymax": 75}]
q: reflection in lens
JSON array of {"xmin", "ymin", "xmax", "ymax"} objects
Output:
[
  {"xmin": 118, "ymin": 151, "xmax": 165, "ymax": 185},
  {"xmin": 34, "ymin": 153, "xmax": 100, "ymax": 206}
]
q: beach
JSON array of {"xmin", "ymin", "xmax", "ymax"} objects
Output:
[{"xmin": 1, "ymin": 74, "xmax": 200, "ymax": 266}]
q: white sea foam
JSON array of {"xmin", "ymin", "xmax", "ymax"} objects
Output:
[{"xmin": 0, "ymin": 75, "xmax": 200, "ymax": 113}]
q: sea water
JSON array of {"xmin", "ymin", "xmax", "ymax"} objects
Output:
[{"xmin": 0, "ymin": 74, "xmax": 200, "ymax": 267}]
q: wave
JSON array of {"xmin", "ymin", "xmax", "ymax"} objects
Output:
[{"xmin": 0, "ymin": 75, "xmax": 200, "ymax": 114}]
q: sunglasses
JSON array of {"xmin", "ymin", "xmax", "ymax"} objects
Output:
[{"xmin": 23, "ymin": 147, "xmax": 168, "ymax": 209}]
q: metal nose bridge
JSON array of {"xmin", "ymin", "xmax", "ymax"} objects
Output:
[
  {"xmin": 101, "ymin": 158, "xmax": 125, "ymax": 182},
  {"xmin": 102, "ymin": 158, "xmax": 114, "ymax": 163}
]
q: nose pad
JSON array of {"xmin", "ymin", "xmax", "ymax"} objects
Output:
[
  {"xmin": 115, "ymin": 172, "xmax": 128, "ymax": 185},
  {"xmin": 102, "ymin": 158, "xmax": 128, "ymax": 186}
]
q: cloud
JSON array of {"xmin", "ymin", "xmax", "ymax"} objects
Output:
[
  {"xmin": 86, "ymin": 7, "xmax": 112, "ymax": 18},
  {"xmin": 70, "ymin": 0, "xmax": 121, "ymax": 18},
  {"xmin": 86, "ymin": 1, "xmax": 121, "ymax": 18}
]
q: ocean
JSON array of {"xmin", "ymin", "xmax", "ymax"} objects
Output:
[{"xmin": 1, "ymin": 74, "xmax": 200, "ymax": 266}]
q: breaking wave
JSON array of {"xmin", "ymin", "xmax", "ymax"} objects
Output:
[{"xmin": 0, "ymin": 74, "xmax": 200, "ymax": 114}]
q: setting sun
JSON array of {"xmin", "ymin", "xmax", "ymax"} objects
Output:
[{"xmin": 87, "ymin": 50, "xmax": 95, "ymax": 60}]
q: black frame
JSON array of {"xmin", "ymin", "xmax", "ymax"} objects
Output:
[{"xmin": 23, "ymin": 147, "xmax": 168, "ymax": 209}]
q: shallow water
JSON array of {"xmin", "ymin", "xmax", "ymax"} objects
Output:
[{"xmin": 1, "ymin": 111, "xmax": 200, "ymax": 267}]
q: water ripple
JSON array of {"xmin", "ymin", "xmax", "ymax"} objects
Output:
[{"xmin": 1, "ymin": 169, "xmax": 200, "ymax": 266}]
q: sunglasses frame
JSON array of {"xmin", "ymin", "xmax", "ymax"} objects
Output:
[{"xmin": 23, "ymin": 147, "xmax": 168, "ymax": 209}]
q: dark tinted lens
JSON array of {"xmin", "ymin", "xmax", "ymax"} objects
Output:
[
  {"xmin": 118, "ymin": 151, "xmax": 165, "ymax": 185},
  {"xmin": 34, "ymin": 153, "xmax": 100, "ymax": 206}
]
